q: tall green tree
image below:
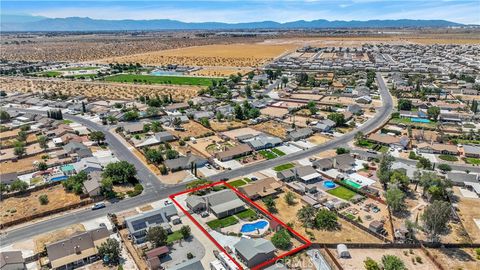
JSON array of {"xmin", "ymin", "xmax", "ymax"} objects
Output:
[
  {"xmin": 315, "ymin": 209, "xmax": 338, "ymax": 230},
  {"xmin": 297, "ymin": 205, "xmax": 317, "ymax": 228},
  {"xmin": 97, "ymin": 238, "xmax": 121, "ymax": 265},
  {"xmin": 386, "ymin": 186, "xmax": 406, "ymax": 213},
  {"xmin": 102, "ymin": 161, "xmax": 137, "ymax": 183},
  {"xmin": 421, "ymin": 200, "xmax": 451, "ymax": 242},
  {"xmin": 146, "ymin": 227, "xmax": 168, "ymax": 248}
]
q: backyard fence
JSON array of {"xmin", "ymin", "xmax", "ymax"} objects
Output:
[{"xmin": 336, "ymin": 211, "xmax": 392, "ymax": 243}]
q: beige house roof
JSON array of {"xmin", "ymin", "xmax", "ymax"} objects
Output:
[
  {"xmin": 238, "ymin": 177, "xmax": 283, "ymax": 198},
  {"xmin": 47, "ymin": 227, "xmax": 109, "ymax": 269},
  {"xmin": 216, "ymin": 144, "xmax": 252, "ymax": 160},
  {"xmin": 417, "ymin": 142, "xmax": 458, "ymax": 153}
]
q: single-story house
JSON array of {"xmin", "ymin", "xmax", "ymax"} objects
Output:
[
  {"xmin": 313, "ymin": 154, "xmax": 356, "ymax": 173},
  {"xmin": 83, "ymin": 171, "xmax": 102, "ymax": 197},
  {"xmin": 164, "ymin": 154, "xmax": 208, "ymax": 172},
  {"xmin": 73, "ymin": 157, "xmax": 103, "ymax": 174},
  {"xmin": 164, "ymin": 102, "xmax": 189, "ymax": 112},
  {"xmin": 416, "ymin": 142, "xmax": 459, "ymax": 155},
  {"xmin": 135, "ymin": 131, "xmax": 177, "ymax": 148},
  {"xmin": 355, "ymin": 96, "xmax": 372, "ymax": 104},
  {"xmin": 0, "ymin": 251, "xmax": 25, "ymax": 270},
  {"xmin": 238, "ymin": 177, "xmax": 283, "ymax": 200},
  {"xmin": 123, "ymin": 123, "xmax": 144, "ymax": 134},
  {"xmin": 276, "ymin": 169, "xmax": 296, "ymax": 182},
  {"xmin": 312, "ymin": 119, "xmax": 336, "ymax": 132},
  {"xmin": 368, "ymin": 133, "xmax": 410, "ymax": 149},
  {"xmin": 146, "ymin": 246, "xmax": 169, "ymax": 270},
  {"xmin": 287, "ymin": 128, "xmax": 314, "ymax": 141},
  {"xmin": 0, "ymin": 172, "xmax": 18, "ymax": 185},
  {"xmin": 46, "ymin": 227, "xmax": 109, "ymax": 270},
  {"xmin": 234, "ymin": 238, "xmax": 276, "ymax": 268},
  {"xmin": 244, "ymin": 134, "xmax": 282, "ymax": 150},
  {"xmin": 193, "ymin": 111, "xmax": 214, "ymax": 121},
  {"xmin": 63, "ymin": 142, "xmax": 93, "ymax": 158},
  {"xmin": 463, "ymin": 145, "xmax": 480, "ymax": 158},
  {"xmin": 347, "ymin": 104, "xmax": 363, "ymax": 114},
  {"xmin": 446, "ymin": 172, "xmax": 479, "ymax": 184},
  {"xmin": 186, "ymin": 189, "xmax": 246, "ymax": 218},
  {"xmin": 125, "ymin": 205, "xmax": 178, "ymax": 243},
  {"xmin": 215, "ymin": 144, "xmax": 252, "ymax": 161}
]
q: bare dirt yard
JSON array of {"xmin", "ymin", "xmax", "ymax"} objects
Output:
[
  {"xmin": 209, "ymin": 120, "xmax": 247, "ymax": 132},
  {"xmin": 307, "ymin": 134, "xmax": 331, "ymax": 145},
  {"xmin": 169, "ymin": 121, "xmax": 213, "ymax": 139},
  {"xmin": 98, "ymin": 43, "xmax": 298, "ymax": 67},
  {"xmin": 335, "ymin": 248, "xmax": 437, "ymax": 270},
  {"xmin": 187, "ymin": 135, "xmax": 228, "ymax": 158},
  {"xmin": 221, "ymin": 127, "xmax": 262, "ymax": 140},
  {"xmin": 1, "ymin": 153, "xmax": 70, "ymax": 174},
  {"xmin": 260, "ymin": 107, "xmax": 289, "ymax": 118},
  {"xmin": 258, "ymin": 190, "xmax": 383, "ymax": 244},
  {"xmin": 252, "ymin": 120, "xmax": 291, "ymax": 139},
  {"xmin": 0, "ymin": 184, "xmax": 86, "ymax": 225},
  {"xmin": 0, "ymin": 77, "xmax": 201, "ymax": 101},
  {"xmin": 427, "ymin": 248, "xmax": 480, "ymax": 270},
  {"xmin": 452, "ymin": 187, "xmax": 480, "ymax": 243},
  {"xmin": 190, "ymin": 67, "xmax": 253, "ymax": 77}
]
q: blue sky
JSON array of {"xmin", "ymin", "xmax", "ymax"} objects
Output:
[{"xmin": 2, "ymin": 1, "xmax": 479, "ymax": 24}]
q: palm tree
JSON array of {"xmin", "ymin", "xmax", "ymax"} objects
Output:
[{"xmin": 297, "ymin": 205, "xmax": 317, "ymax": 228}]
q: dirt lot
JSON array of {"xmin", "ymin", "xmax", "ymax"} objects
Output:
[
  {"xmin": 190, "ymin": 67, "xmax": 253, "ymax": 77},
  {"xmin": 0, "ymin": 77, "xmax": 201, "ymax": 101},
  {"xmin": 0, "ymin": 184, "xmax": 86, "ymax": 224},
  {"xmin": 209, "ymin": 120, "xmax": 247, "ymax": 132},
  {"xmin": 335, "ymin": 248, "xmax": 437, "ymax": 270},
  {"xmin": 221, "ymin": 127, "xmax": 262, "ymax": 140},
  {"xmin": 452, "ymin": 187, "xmax": 480, "ymax": 243},
  {"xmin": 99, "ymin": 43, "xmax": 297, "ymax": 67},
  {"xmin": 427, "ymin": 248, "xmax": 480, "ymax": 270},
  {"xmin": 283, "ymin": 115, "xmax": 312, "ymax": 128},
  {"xmin": 252, "ymin": 120, "xmax": 291, "ymax": 139},
  {"xmin": 260, "ymin": 107, "xmax": 289, "ymax": 118},
  {"xmin": 34, "ymin": 223, "xmax": 86, "ymax": 252},
  {"xmin": 258, "ymin": 190, "xmax": 383, "ymax": 244},
  {"xmin": 169, "ymin": 121, "xmax": 213, "ymax": 139},
  {"xmin": 321, "ymin": 96, "xmax": 356, "ymax": 106},
  {"xmin": 308, "ymin": 134, "xmax": 331, "ymax": 145},
  {"xmin": 291, "ymin": 94, "xmax": 323, "ymax": 101}
]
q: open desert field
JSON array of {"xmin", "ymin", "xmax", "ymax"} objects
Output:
[
  {"xmin": 252, "ymin": 120, "xmax": 291, "ymax": 139},
  {"xmin": 98, "ymin": 43, "xmax": 298, "ymax": 67},
  {"xmin": 0, "ymin": 77, "xmax": 201, "ymax": 100},
  {"xmin": 0, "ymin": 33, "xmax": 266, "ymax": 62},
  {"xmin": 190, "ymin": 67, "xmax": 253, "ymax": 77}
]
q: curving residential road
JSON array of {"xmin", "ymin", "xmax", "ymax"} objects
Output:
[
  {"xmin": 1, "ymin": 74, "xmax": 393, "ymax": 246},
  {"xmin": 208, "ymin": 73, "xmax": 394, "ymax": 181}
]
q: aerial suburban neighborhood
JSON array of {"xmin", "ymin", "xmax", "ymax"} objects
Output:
[{"xmin": 1, "ymin": 1, "xmax": 480, "ymax": 270}]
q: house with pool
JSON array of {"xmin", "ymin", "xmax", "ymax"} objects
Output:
[{"xmin": 186, "ymin": 189, "xmax": 246, "ymax": 218}]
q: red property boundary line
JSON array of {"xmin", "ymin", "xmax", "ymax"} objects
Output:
[{"xmin": 169, "ymin": 181, "xmax": 312, "ymax": 270}]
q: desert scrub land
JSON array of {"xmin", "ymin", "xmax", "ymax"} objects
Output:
[
  {"xmin": 99, "ymin": 43, "xmax": 298, "ymax": 67},
  {"xmin": 0, "ymin": 33, "xmax": 266, "ymax": 62},
  {"xmin": 0, "ymin": 77, "xmax": 201, "ymax": 100},
  {"xmin": 104, "ymin": 74, "xmax": 222, "ymax": 86}
]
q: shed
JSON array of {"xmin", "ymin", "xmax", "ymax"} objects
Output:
[{"xmin": 336, "ymin": 244, "xmax": 350, "ymax": 258}]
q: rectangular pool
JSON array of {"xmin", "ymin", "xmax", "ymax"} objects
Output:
[
  {"xmin": 342, "ymin": 179, "xmax": 362, "ymax": 189},
  {"xmin": 411, "ymin": 118, "xmax": 431, "ymax": 123}
]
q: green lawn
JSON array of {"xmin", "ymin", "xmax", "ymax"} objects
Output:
[
  {"xmin": 438, "ymin": 154, "xmax": 459, "ymax": 162},
  {"xmin": 464, "ymin": 157, "xmax": 480, "ymax": 165},
  {"xmin": 235, "ymin": 209, "xmax": 257, "ymax": 220},
  {"xmin": 243, "ymin": 178, "xmax": 252, "ymax": 183},
  {"xmin": 272, "ymin": 148, "xmax": 286, "ymax": 156},
  {"xmin": 104, "ymin": 74, "xmax": 221, "ymax": 86},
  {"xmin": 62, "ymin": 120, "xmax": 74, "ymax": 124},
  {"xmin": 259, "ymin": 150, "xmax": 277, "ymax": 160},
  {"xmin": 206, "ymin": 216, "xmax": 238, "ymax": 230},
  {"xmin": 273, "ymin": 163, "xmax": 295, "ymax": 172},
  {"xmin": 229, "ymin": 179, "xmax": 248, "ymax": 188},
  {"xmin": 326, "ymin": 186, "xmax": 357, "ymax": 201},
  {"xmin": 39, "ymin": 71, "xmax": 61, "ymax": 77},
  {"xmin": 167, "ymin": 230, "xmax": 183, "ymax": 244},
  {"xmin": 356, "ymin": 139, "xmax": 375, "ymax": 148}
]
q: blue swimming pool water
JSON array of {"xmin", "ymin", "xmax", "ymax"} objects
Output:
[
  {"xmin": 411, "ymin": 118, "xmax": 431, "ymax": 123},
  {"xmin": 50, "ymin": 175, "xmax": 68, "ymax": 182},
  {"xmin": 150, "ymin": 70, "xmax": 184, "ymax": 76},
  {"xmin": 240, "ymin": 220, "xmax": 268, "ymax": 233},
  {"xmin": 324, "ymin": 180, "xmax": 336, "ymax": 188}
]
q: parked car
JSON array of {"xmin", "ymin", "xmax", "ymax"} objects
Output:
[{"xmin": 92, "ymin": 202, "xmax": 106, "ymax": 210}]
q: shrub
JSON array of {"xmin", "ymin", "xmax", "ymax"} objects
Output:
[
  {"xmin": 39, "ymin": 194, "xmax": 49, "ymax": 205},
  {"xmin": 187, "ymin": 253, "xmax": 194, "ymax": 259},
  {"xmin": 415, "ymin": 256, "xmax": 422, "ymax": 264}
]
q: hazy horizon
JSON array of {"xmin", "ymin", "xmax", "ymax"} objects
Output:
[{"xmin": 2, "ymin": 0, "xmax": 479, "ymax": 25}]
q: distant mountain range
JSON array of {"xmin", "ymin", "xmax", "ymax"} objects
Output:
[{"xmin": 0, "ymin": 15, "xmax": 465, "ymax": 32}]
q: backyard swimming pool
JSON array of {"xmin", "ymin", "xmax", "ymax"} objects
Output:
[
  {"xmin": 411, "ymin": 118, "xmax": 431, "ymax": 123},
  {"xmin": 342, "ymin": 179, "xmax": 362, "ymax": 189},
  {"xmin": 323, "ymin": 180, "xmax": 336, "ymax": 188},
  {"xmin": 240, "ymin": 220, "xmax": 268, "ymax": 233},
  {"xmin": 50, "ymin": 175, "xmax": 68, "ymax": 182}
]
